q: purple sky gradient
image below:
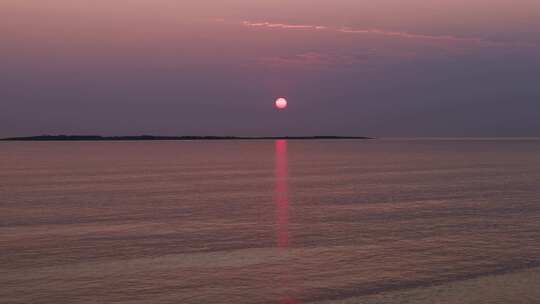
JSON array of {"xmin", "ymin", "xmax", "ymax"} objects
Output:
[{"xmin": 2, "ymin": 0, "xmax": 540, "ymax": 137}]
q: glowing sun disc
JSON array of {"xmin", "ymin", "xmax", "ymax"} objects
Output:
[{"xmin": 275, "ymin": 98, "xmax": 288, "ymax": 109}]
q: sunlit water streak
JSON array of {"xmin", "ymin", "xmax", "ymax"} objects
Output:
[
  {"xmin": 275, "ymin": 140, "xmax": 289, "ymax": 249},
  {"xmin": 1, "ymin": 139, "xmax": 540, "ymax": 304}
]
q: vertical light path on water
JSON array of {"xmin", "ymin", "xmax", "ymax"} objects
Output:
[
  {"xmin": 275, "ymin": 140, "xmax": 300, "ymax": 304},
  {"xmin": 275, "ymin": 140, "xmax": 289, "ymax": 249}
]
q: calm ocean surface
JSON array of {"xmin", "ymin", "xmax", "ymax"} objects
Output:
[{"xmin": 1, "ymin": 139, "xmax": 540, "ymax": 303}]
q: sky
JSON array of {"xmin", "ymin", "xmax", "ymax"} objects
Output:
[{"xmin": 1, "ymin": 0, "xmax": 540, "ymax": 137}]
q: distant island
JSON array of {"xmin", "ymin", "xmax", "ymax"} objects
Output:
[{"xmin": 1, "ymin": 135, "xmax": 374, "ymax": 141}]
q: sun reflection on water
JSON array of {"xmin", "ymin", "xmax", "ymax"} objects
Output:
[
  {"xmin": 275, "ymin": 139, "xmax": 289, "ymax": 248},
  {"xmin": 275, "ymin": 140, "xmax": 301, "ymax": 303}
]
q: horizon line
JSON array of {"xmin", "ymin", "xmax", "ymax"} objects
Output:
[{"xmin": 1, "ymin": 135, "xmax": 375, "ymax": 141}]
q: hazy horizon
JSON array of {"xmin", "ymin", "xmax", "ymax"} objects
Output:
[
  {"xmin": 2, "ymin": 0, "xmax": 540, "ymax": 138},
  {"xmin": 4, "ymin": 135, "xmax": 540, "ymax": 140}
]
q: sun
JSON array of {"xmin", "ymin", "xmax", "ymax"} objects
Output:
[{"xmin": 275, "ymin": 98, "xmax": 288, "ymax": 110}]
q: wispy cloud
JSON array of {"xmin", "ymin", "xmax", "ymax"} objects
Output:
[
  {"xmin": 257, "ymin": 49, "xmax": 418, "ymax": 69},
  {"xmin": 242, "ymin": 21, "xmax": 327, "ymax": 31},
  {"xmin": 337, "ymin": 28, "xmax": 487, "ymax": 44},
  {"xmin": 242, "ymin": 20, "xmax": 495, "ymax": 46},
  {"xmin": 234, "ymin": 19, "xmax": 537, "ymax": 69},
  {"xmin": 259, "ymin": 52, "xmax": 358, "ymax": 67}
]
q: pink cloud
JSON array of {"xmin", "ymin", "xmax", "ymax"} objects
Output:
[
  {"xmin": 337, "ymin": 27, "xmax": 487, "ymax": 44},
  {"xmin": 242, "ymin": 21, "xmax": 327, "ymax": 31},
  {"xmin": 259, "ymin": 52, "xmax": 334, "ymax": 66},
  {"xmin": 242, "ymin": 20, "xmax": 497, "ymax": 46},
  {"xmin": 257, "ymin": 50, "xmax": 385, "ymax": 68},
  {"xmin": 237, "ymin": 19, "xmax": 537, "ymax": 69}
]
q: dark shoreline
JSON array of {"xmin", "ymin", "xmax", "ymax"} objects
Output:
[{"xmin": 1, "ymin": 135, "xmax": 374, "ymax": 141}]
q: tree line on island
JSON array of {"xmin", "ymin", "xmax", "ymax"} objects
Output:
[{"xmin": 1, "ymin": 135, "xmax": 374, "ymax": 141}]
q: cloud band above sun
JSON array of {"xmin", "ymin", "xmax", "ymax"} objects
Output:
[{"xmin": 240, "ymin": 20, "xmax": 511, "ymax": 47}]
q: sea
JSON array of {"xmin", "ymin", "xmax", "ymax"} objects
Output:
[{"xmin": 1, "ymin": 139, "xmax": 540, "ymax": 303}]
